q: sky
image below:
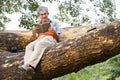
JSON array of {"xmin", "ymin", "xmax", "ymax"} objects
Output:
[
  {"xmin": 115, "ymin": 0, "xmax": 120, "ymax": 18},
  {"xmin": 5, "ymin": 12, "xmax": 23, "ymax": 30},
  {"xmin": 5, "ymin": 0, "xmax": 120, "ymax": 30}
]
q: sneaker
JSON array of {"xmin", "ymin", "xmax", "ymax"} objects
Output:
[
  {"xmin": 18, "ymin": 66, "xmax": 25, "ymax": 70},
  {"xmin": 26, "ymin": 66, "xmax": 35, "ymax": 79},
  {"xmin": 15, "ymin": 66, "xmax": 27, "ymax": 80},
  {"xmin": 17, "ymin": 66, "xmax": 35, "ymax": 80}
]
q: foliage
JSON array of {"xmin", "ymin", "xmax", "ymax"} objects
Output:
[
  {"xmin": 0, "ymin": 14, "xmax": 11, "ymax": 30},
  {"xmin": 54, "ymin": 0, "xmax": 90, "ymax": 26},
  {"xmin": 0, "ymin": 0, "xmax": 59, "ymax": 30},
  {"xmin": 107, "ymin": 54, "xmax": 120, "ymax": 80},
  {"xmin": 0, "ymin": 0, "xmax": 117, "ymax": 30},
  {"xmin": 99, "ymin": 0, "xmax": 116, "ymax": 23},
  {"xmin": 17, "ymin": 0, "xmax": 39, "ymax": 29},
  {"xmin": 0, "ymin": 0, "xmax": 39, "ymax": 30},
  {"xmin": 53, "ymin": 54, "xmax": 120, "ymax": 80},
  {"xmin": 0, "ymin": 0, "xmax": 21, "ymax": 29},
  {"xmin": 55, "ymin": 0, "xmax": 116, "ymax": 26}
]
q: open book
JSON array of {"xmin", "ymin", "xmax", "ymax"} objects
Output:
[{"xmin": 36, "ymin": 23, "xmax": 51, "ymax": 33}]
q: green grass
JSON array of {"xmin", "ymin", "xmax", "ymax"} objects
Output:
[{"xmin": 53, "ymin": 54, "xmax": 120, "ymax": 80}]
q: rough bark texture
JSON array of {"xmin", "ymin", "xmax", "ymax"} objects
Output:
[
  {"xmin": 0, "ymin": 31, "xmax": 32, "ymax": 51},
  {"xmin": 0, "ymin": 20, "xmax": 120, "ymax": 80},
  {"xmin": 0, "ymin": 26, "xmax": 91, "ymax": 51}
]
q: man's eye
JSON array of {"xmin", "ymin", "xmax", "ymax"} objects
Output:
[{"xmin": 40, "ymin": 13, "xmax": 46, "ymax": 15}]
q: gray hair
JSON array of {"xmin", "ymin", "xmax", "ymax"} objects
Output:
[{"xmin": 37, "ymin": 6, "xmax": 49, "ymax": 15}]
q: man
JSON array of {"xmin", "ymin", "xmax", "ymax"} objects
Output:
[{"xmin": 18, "ymin": 6, "xmax": 61, "ymax": 78}]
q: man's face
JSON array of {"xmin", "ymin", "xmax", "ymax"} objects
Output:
[{"xmin": 38, "ymin": 10, "xmax": 49, "ymax": 22}]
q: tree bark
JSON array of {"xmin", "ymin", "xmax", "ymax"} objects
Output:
[
  {"xmin": 0, "ymin": 31, "xmax": 32, "ymax": 51},
  {"xmin": 0, "ymin": 20, "xmax": 120, "ymax": 80}
]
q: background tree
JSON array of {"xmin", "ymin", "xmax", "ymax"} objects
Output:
[
  {"xmin": 0, "ymin": 0, "xmax": 117, "ymax": 30},
  {"xmin": 0, "ymin": 0, "xmax": 21, "ymax": 30},
  {"xmin": 54, "ymin": 0, "xmax": 116, "ymax": 26},
  {"xmin": 0, "ymin": 0, "xmax": 39, "ymax": 30}
]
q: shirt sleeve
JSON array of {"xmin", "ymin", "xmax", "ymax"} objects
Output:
[
  {"xmin": 54, "ymin": 21, "xmax": 61, "ymax": 34},
  {"xmin": 50, "ymin": 20, "xmax": 61, "ymax": 34}
]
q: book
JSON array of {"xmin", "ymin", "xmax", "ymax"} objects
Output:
[{"xmin": 36, "ymin": 23, "xmax": 51, "ymax": 33}]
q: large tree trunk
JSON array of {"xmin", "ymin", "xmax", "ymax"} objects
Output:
[
  {"xmin": 0, "ymin": 20, "xmax": 120, "ymax": 80},
  {"xmin": 0, "ymin": 25, "xmax": 91, "ymax": 51},
  {"xmin": 0, "ymin": 31, "xmax": 32, "ymax": 51}
]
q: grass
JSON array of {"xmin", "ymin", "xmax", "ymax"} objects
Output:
[{"xmin": 53, "ymin": 54, "xmax": 120, "ymax": 80}]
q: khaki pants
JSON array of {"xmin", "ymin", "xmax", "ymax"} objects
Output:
[{"xmin": 24, "ymin": 35, "xmax": 57, "ymax": 68}]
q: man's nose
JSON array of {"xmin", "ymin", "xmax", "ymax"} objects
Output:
[{"xmin": 42, "ymin": 15, "xmax": 46, "ymax": 17}]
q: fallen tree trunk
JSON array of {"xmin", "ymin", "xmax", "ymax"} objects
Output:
[
  {"xmin": 0, "ymin": 20, "xmax": 120, "ymax": 80},
  {"xmin": 0, "ymin": 25, "xmax": 92, "ymax": 51},
  {"xmin": 0, "ymin": 31, "xmax": 32, "ymax": 51}
]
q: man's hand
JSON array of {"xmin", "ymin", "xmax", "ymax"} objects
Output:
[
  {"xmin": 48, "ymin": 27, "xmax": 60, "ymax": 42},
  {"xmin": 31, "ymin": 27, "xmax": 39, "ymax": 40}
]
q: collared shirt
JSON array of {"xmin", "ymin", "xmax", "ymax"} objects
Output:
[{"xmin": 50, "ymin": 20, "xmax": 61, "ymax": 34}]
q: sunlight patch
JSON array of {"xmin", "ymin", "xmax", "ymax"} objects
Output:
[{"xmin": 1, "ymin": 61, "xmax": 20, "ymax": 68}]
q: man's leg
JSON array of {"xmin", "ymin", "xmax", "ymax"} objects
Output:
[
  {"xmin": 19, "ymin": 39, "xmax": 40, "ymax": 79},
  {"xmin": 22, "ymin": 39, "xmax": 40, "ymax": 69},
  {"xmin": 24, "ymin": 40, "xmax": 36, "ymax": 64},
  {"xmin": 29, "ymin": 36, "xmax": 56, "ymax": 68},
  {"xmin": 19, "ymin": 36, "xmax": 56, "ymax": 78}
]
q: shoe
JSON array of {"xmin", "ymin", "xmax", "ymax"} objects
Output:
[
  {"xmin": 18, "ymin": 66, "xmax": 26, "ymax": 75},
  {"xmin": 18, "ymin": 66, "xmax": 25, "ymax": 70},
  {"xmin": 17, "ymin": 66, "xmax": 35, "ymax": 80},
  {"xmin": 26, "ymin": 66, "xmax": 35, "ymax": 79},
  {"xmin": 15, "ymin": 66, "xmax": 27, "ymax": 80}
]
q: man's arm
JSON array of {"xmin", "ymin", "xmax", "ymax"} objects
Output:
[
  {"xmin": 54, "ymin": 21, "xmax": 61, "ymax": 34},
  {"xmin": 48, "ymin": 27, "xmax": 60, "ymax": 42},
  {"xmin": 31, "ymin": 27, "xmax": 39, "ymax": 40}
]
